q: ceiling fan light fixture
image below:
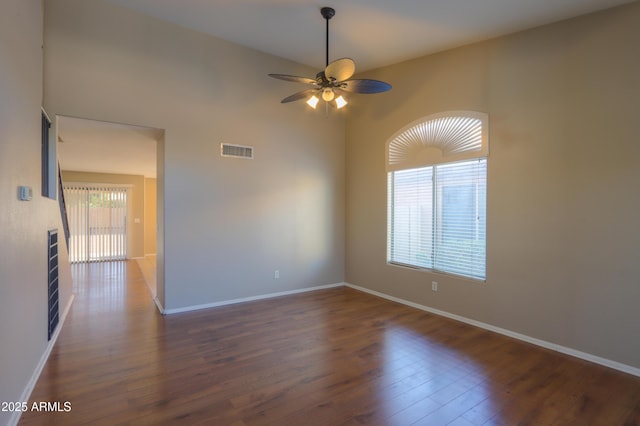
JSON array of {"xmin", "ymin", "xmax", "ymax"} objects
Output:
[
  {"xmin": 306, "ymin": 95, "xmax": 320, "ymax": 109},
  {"xmin": 322, "ymin": 88, "xmax": 335, "ymax": 102},
  {"xmin": 268, "ymin": 6, "xmax": 391, "ymax": 111},
  {"xmin": 335, "ymin": 95, "xmax": 347, "ymax": 109}
]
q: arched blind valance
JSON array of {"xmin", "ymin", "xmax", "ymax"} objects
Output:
[{"xmin": 386, "ymin": 111, "xmax": 489, "ymax": 172}]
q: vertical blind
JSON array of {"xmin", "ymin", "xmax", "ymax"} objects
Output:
[
  {"xmin": 64, "ymin": 185, "xmax": 128, "ymax": 263},
  {"xmin": 388, "ymin": 159, "xmax": 487, "ymax": 280}
]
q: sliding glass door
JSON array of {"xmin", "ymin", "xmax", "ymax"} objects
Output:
[{"xmin": 64, "ymin": 185, "xmax": 128, "ymax": 263}]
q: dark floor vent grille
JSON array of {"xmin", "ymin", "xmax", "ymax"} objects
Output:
[{"xmin": 48, "ymin": 229, "xmax": 59, "ymax": 340}]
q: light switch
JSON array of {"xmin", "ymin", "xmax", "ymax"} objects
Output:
[{"xmin": 18, "ymin": 186, "xmax": 33, "ymax": 201}]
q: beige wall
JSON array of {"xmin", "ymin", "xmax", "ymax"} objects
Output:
[
  {"xmin": 144, "ymin": 178, "xmax": 157, "ymax": 256},
  {"xmin": 0, "ymin": 1, "xmax": 73, "ymax": 424},
  {"xmin": 346, "ymin": 3, "xmax": 640, "ymax": 369},
  {"xmin": 61, "ymin": 171, "xmax": 146, "ymax": 259},
  {"xmin": 44, "ymin": 0, "xmax": 346, "ymax": 310}
]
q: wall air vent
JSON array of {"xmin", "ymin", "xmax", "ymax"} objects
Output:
[{"xmin": 221, "ymin": 143, "xmax": 254, "ymax": 159}]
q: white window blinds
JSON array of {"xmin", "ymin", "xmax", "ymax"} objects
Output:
[
  {"xmin": 64, "ymin": 185, "xmax": 128, "ymax": 263},
  {"xmin": 387, "ymin": 112, "xmax": 488, "ymax": 280},
  {"xmin": 386, "ymin": 111, "xmax": 488, "ymax": 172}
]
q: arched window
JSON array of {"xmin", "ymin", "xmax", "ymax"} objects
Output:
[{"xmin": 386, "ymin": 111, "xmax": 488, "ymax": 280}]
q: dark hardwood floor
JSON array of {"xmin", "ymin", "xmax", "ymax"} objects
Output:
[{"xmin": 20, "ymin": 261, "xmax": 640, "ymax": 425}]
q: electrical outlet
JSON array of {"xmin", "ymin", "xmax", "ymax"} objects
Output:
[
  {"xmin": 432, "ymin": 281, "xmax": 438, "ymax": 292},
  {"xmin": 274, "ymin": 270, "xmax": 279, "ymax": 279}
]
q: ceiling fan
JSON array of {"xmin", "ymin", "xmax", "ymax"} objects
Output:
[{"xmin": 268, "ymin": 6, "xmax": 392, "ymax": 110}]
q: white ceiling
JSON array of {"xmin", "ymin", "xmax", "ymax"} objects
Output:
[
  {"xmin": 103, "ymin": 0, "xmax": 634, "ymax": 72},
  {"xmin": 57, "ymin": 116, "xmax": 160, "ymax": 178},
  {"xmin": 58, "ymin": 0, "xmax": 634, "ymax": 178}
]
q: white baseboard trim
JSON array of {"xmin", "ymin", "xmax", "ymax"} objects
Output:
[
  {"xmin": 345, "ymin": 283, "xmax": 640, "ymax": 378},
  {"xmin": 10, "ymin": 294, "xmax": 76, "ymax": 426},
  {"xmin": 153, "ymin": 296, "xmax": 165, "ymax": 314},
  {"xmin": 163, "ymin": 282, "xmax": 345, "ymax": 315}
]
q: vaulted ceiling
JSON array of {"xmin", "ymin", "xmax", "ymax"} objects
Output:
[
  {"xmin": 58, "ymin": 0, "xmax": 634, "ymax": 178},
  {"xmin": 103, "ymin": 0, "xmax": 634, "ymax": 71}
]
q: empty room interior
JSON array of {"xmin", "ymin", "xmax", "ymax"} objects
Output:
[{"xmin": 1, "ymin": 0, "xmax": 640, "ymax": 425}]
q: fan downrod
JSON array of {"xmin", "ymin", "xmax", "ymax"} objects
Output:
[{"xmin": 320, "ymin": 7, "xmax": 335, "ymax": 67}]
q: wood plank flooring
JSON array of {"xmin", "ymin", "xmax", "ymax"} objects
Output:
[{"xmin": 20, "ymin": 261, "xmax": 640, "ymax": 425}]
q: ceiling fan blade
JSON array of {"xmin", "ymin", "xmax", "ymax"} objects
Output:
[
  {"xmin": 268, "ymin": 74, "xmax": 317, "ymax": 85},
  {"xmin": 324, "ymin": 58, "xmax": 356, "ymax": 83},
  {"xmin": 281, "ymin": 89, "xmax": 318, "ymax": 103},
  {"xmin": 340, "ymin": 79, "xmax": 392, "ymax": 94}
]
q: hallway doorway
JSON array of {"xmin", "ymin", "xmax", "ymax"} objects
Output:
[{"xmin": 56, "ymin": 115, "xmax": 165, "ymax": 310}]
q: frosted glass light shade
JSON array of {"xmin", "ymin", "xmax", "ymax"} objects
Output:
[
  {"xmin": 306, "ymin": 95, "xmax": 320, "ymax": 109},
  {"xmin": 322, "ymin": 89, "xmax": 335, "ymax": 102}
]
